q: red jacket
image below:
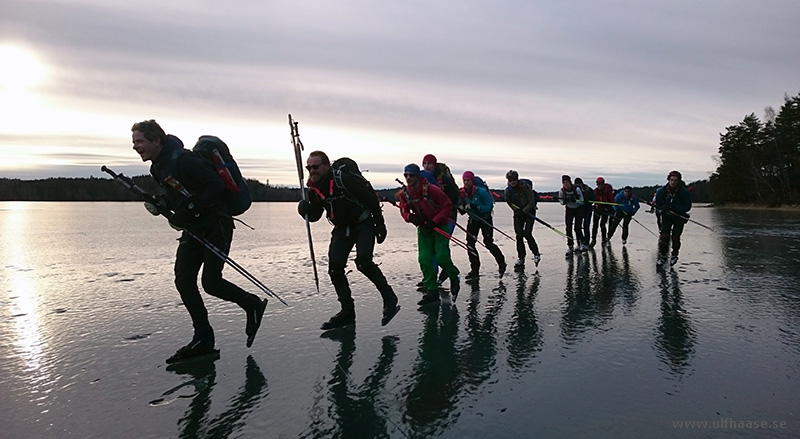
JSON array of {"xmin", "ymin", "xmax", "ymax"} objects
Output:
[
  {"xmin": 595, "ymin": 183, "xmax": 614, "ymax": 205},
  {"xmin": 397, "ymin": 180, "xmax": 453, "ymax": 226}
]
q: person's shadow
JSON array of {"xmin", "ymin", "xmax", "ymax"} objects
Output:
[
  {"xmin": 506, "ymin": 272, "xmax": 543, "ymax": 374},
  {"xmin": 306, "ymin": 327, "xmax": 400, "ymax": 439},
  {"xmin": 154, "ymin": 354, "xmax": 268, "ymax": 438},
  {"xmin": 653, "ymin": 270, "xmax": 696, "ymax": 378}
]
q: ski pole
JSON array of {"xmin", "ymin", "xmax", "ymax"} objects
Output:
[
  {"xmin": 640, "ymin": 198, "xmax": 714, "ymax": 232},
  {"xmin": 449, "ymin": 217, "xmax": 489, "ymax": 250},
  {"xmin": 101, "ymin": 166, "xmax": 287, "ymax": 306},
  {"xmin": 586, "ymin": 200, "xmax": 622, "ymax": 207},
  {"xmin": 491, "ymin": 191, "xmax": 570, "ymax": 240},
  {"xmin": 630, "ymin": 214, "xmax": 658, "ymax": 237},
  {"xmin": 289, "ymin": 114, "xmax": 321, "ymax": 294},
  {"xmin": 463, "ymin": 209, "xmax": 515, "ymax": 242}
]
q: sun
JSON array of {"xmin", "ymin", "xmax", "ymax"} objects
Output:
[{"xmin": 0, "ymin": 44, "xmax": 47, "ymax": 92}]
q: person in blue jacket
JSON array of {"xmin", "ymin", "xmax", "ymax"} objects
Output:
[
  {"xmin": 607, "ymin": 186, "xmax": 640, "ymax": 245},
  {"xmin": 654, "ymin": 170, "xmax": 692, "ymax": 267},
  {"xmin": 458, "ymin": 171, "xmax": 507, "ymax": 279}
]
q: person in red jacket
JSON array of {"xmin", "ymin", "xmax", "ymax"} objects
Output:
[
  {"xmin": 397, "ymin": 164, "xmax": 460, "ymax": 305},
  {"xmin": 592, "ymin": 177, "xmax": 614, "ymax": 247}
]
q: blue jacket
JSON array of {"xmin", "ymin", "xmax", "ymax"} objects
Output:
[
  {"xmin": 614, "ymin": 191, "xmax": 640, "ymax": 215},
  {"xmin": 459, "ymin": 184, "xmax": 494, "ymax": 218},
  {"xmin": 655, "ymin": 183, "xmax": 691, "ymax": 217}
]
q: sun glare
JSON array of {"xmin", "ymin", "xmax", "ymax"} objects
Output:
[{"xmin": 0, "ymin": 44, "xmax": 47, "ymax": 92}]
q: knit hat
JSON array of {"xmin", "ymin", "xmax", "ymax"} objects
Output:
[
  {"xmin": 462, "ymin": 171, "xmax": 475, "ymax": 180},
  {"xmin": 404, "ymin": 163, "xmax": 420, "ymax": 175},
  {"xmin": 422, "ymin": 154, "xmax": 437, "ymax": 165},
  {"xmin": 505, "ymin": 170, "xmax": 519, "ymax": 180},
  {"xmin": 596, "ymin": 177, "xmax": 605, "ymax": 183}
]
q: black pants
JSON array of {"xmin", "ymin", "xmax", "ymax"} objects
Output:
[
  {"xmin": 466, "ymin": 215, "xmax": 506, "ymax": 272},
  {"xmin": 328, "ymin": 220, "xmax": 394, "ymax": 311},
  {"xmin": 608, "ymin": 211, "xmax": 633, "ymax": 241},
  {"xmin": 513, "ymin": 213, "xmax": 539, "ymax": 258},
  {"xmin": 658, "ymin": 214, "xmax": 686, "ymax": 257},
  {"xmin": 565, "ymin": 207, "xmax": 584, "ymax": 248},
  {"xmin": 592, "ymin": 206, "xmax": 613, "ymax": 241},
  {"xmin": 175, "ymin": 218, "xmax": 257, "ymax": 341}
]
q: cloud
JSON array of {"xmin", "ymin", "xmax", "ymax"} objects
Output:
[{"xmin": 1, "ymin": 0, "xmax": 798, "ymax": 190}]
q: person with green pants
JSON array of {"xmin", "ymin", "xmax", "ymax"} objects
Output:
[{"xmin": 397, "ymin": 164, "xmax": 460, "ymax": 304}]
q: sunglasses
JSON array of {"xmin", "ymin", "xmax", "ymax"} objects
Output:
[
  {"xmin": 403, "ymin": 173, "xmax": 417, "ymax": 178},
  {"xmin": 305, "ymin": 164, "xmax": 323, "ymax": 171}
]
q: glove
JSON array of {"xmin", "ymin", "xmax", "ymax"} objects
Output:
[
  {"xmin": 168, "ymin": 205, "xmax": 194, "ymax": 229},
  {"xmin": 143, "ymin": 195, "xmax": 168, "ymax": 216},
  {"xmin": 457, "ymin": 205, "xmax": 467, "ymax": 215},
  {"xmin": 375, "ymin": 221, "xmax": 387, "ymax": 244},
  {"xmin": 408, "ymin": 214, "xmax": 423, "ymax": 226},
  {"xmin": 298, "ymin": 200, "xmax": 312, "ymax": 217},
  {"xmin": 144, "ymin": 201, "xmax": 160, "ymax": 216},
  {"xmin": 464, "ymin": 204, "xmax": 473, "ymax": 212}
]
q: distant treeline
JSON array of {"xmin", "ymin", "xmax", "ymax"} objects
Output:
[
  {"xmin": 710, "ymin": 91, "xmax": 800, "ymax": 206},
  {"xmin": 0, "ymin": 176, "xmax": 711, "ymax": 203}
]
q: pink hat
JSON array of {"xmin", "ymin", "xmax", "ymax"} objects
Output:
[
  {"xmin": 422, "ymin": 154, "xmax": 437, "ymax": 164},
  {"xmin": 462, "ymin": 171, "xmax": 475, "ymax": 180}
]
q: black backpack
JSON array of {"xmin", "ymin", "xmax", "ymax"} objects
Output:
[
  {"xmin": 193, "ymin": 136, "xmax": 252, "ymax": 216},
  {"xmin": 330, "ymin": 157, "xmax": 378, "ymax": 208}
]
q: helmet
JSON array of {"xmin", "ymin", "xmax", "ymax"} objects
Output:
[{"xmin": 505, "ymin": 170, "xmax": 519, "ymax": 180}]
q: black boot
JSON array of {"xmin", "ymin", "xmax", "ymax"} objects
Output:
[
  {"xmin": 381, "ymin": 292, "xmax": 400, "ymax": 326},
  {"xmin": 246, "ymin": 297, "xmax": 269, "ymax": 348},
  {"xmin": 417, "ymin": 290, "xmax": 440, "ymax": 305},
  {"xmin": 320, "ymin": 308, "xmax": 356, "ymax": 330}
]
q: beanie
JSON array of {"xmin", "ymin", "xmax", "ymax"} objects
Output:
[
  {"xmin": 596, "ymin": 177, "xmax": 605, "ymax": 183},
  {"xmin": 462, "ymin": 171, "xmax": 475, "ymax": 180},
  {"xmin": 404, "ymin": 163, "xmax": 421, "ymax": 175},
  {"xmin": 422, "ymin": 154, "xmax": 437, "ymax": 165}
]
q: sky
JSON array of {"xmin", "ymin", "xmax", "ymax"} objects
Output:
[{"xmin": 1, "ymin": 1, "xmax": 798, "ymax": 191}]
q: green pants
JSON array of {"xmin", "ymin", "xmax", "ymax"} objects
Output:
[{"xmin": 418, "ymin": 227, "xmax": 459, "ymax": 291}]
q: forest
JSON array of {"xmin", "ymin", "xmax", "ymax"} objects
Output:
[{"xmin": 710, "ymin": 91, "xmax": 800, "ymax": 206}]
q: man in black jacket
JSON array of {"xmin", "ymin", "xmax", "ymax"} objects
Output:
[
  {"xmin": 132, "ymin": 120, "xmax": 268, "ymax": 363},
  {"xmin": 298, "ymin": 151, "xmax": 399, "ymax": 330}
]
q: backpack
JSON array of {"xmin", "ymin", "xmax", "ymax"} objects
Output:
[
  {"xmin": 193, "ymin": 136, "xmax": 252, "ymax": 216},
  {"xmin": 472, "ymin": 175, "xmax": 493, "ymax": 204},
  {"xmin": 330, "ymin": 157, "xmax": 378, "ymax": 209}
]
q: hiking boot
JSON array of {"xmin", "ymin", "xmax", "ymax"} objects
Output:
[
  {"xmin": 381, "ymin": 295, "xmax": 401, "ymax": 326},
  {"xmin": 533, "ymin": 254, "xmax": 541, "ymax": 267},
  {"xmin": 498, "ymin": 261, "xmax": 507, "ymax": 277},
  {"xmin": 246, "ymin": 297, "xmax": 269, "ymax": 348},
  {"xmin": 514, "ymin": 259, "xmax": 525, "ymax": 271},
  {"xmin": 320, "ymin": 309, "xmax": 356, "ymax": 331},
  {"xmin": 657, "ymin": 254, "xmax": 667, "ymax": 267},
  {"xmin": 416, "ymin": 280, "xmax": 425, "ymax": 288},
  {"xmin": 670, "ymin": 255, "xmax": 679, "ymax": 266},
  {"xmin": 417, "ymin": 291, "xmax": 440, "ymax": 306},
  {"xmin": 465, "ymin": 270, "xmax": 479, "ymax": 281},
  {"xmin": 166, "ymin": 338, "xmax": 216, "ymax": 364},
  {"xmin": 450, "ymin": 276, "xmax": 460, "ymax": 300},
  {"xmin": 565, "ymin": 247, "xmax": 574, "ymax": 257},
  {"xmin": 437, "ymin": 270, "xmax": 449, "ymax": 285}
]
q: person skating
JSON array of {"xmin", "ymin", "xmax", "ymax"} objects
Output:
[
  {"xmin": 421, "ymin": 154, "xmax": 459, "ymax": 284},
  {"xmin": 397, "ymin": 164, "xmax": 460, "ymax": 305},
  {"xmin": 558, "ymin": 175, "xmax": 586, "ymax": 256},
  {"xmin": 298, "ymin": 151, "xmax": 400, "ymax": 330},
  {"xmin": 458, "ymin": 171, "xmax": 507, "ymax": 280},
  {"xmin": 592, "ymin": 177, "xmax": 614, "ymax": 247},
  {"xmin": 131, "ymin": 119, "xmax": 268, "ymax": 363},
  {"xmin": 654, "ymin": 170, "xmax": 692, "ymax": 267},
  {"xmin": 503, "ymin": 170, "xmax": 541, "ymax": 270},
  {"xmin": 574, "ymin": 178, "xmax": 594, "ymax": 250},
  {"xmin": 607, "ymin": 186, "xmax": 640, "ymax": 245}
]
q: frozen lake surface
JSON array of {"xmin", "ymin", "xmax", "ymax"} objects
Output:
[{"xmin": 1, "ymin": 202, "xmax": 798, "ymax": 438}]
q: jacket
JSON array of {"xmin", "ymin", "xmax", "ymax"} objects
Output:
[
  {"xmin": 398, "ymin": 180, "xmax": 453, "ymax": 227},
  {"xmin": 614, "ymin": 192, "xmax": 640, "ymax": 215},
  {"xmin": 305, "ymin": 171, "xmax": 384, "ymax": 228},
  {"xmin": 504, "ymin": 181, "xmax": 537, "ymax": 215},
  {"xmin": 459, "ymin": 184, "xmax": 494, "ymax": 218},
  {"xmin": 150, "ymin": 134, "xmax": 225, "ymax": 229},
  {"xmin": 655, "ymin": 183, "xmax": 692, "ymax": 217},
  {"xmin": 558, "ymin": 186, "xmax": 584, "ymax": 209}
]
